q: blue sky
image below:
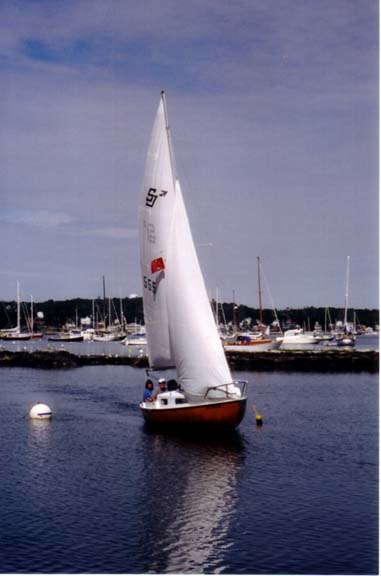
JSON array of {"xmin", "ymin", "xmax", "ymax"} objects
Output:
[{"xmin": 0, "ymin": 0, "xmax": 378, "ymax": 309}]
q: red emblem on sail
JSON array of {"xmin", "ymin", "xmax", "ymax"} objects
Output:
[{"xmin": 151, "ymin": 257, "xmax": 165, "ymax": 274}]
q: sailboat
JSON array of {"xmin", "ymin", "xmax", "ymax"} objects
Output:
[
  {"xmin": 224, "ymin": 257, "xmax": 280, "ymax": 352},
  {"xmin": 0, "ymin": 282, "xmax": 31, "ymax": 340},
  {"xmin": 139, "ymin": 92, "xmax": 247, "ymax": 428}
]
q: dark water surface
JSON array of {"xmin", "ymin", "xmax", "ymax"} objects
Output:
[{"xmin": 0, "ymin": 366, "xmax": 378, "ymax": 574}]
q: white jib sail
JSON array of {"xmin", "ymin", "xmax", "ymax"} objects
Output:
[
  {"xmin": 166, "ymin": 180, "xmax": 234, "ymax": 399},
  {"xmin": 139, "ymin": 93, "xmax": 238, "ymax": 399}
]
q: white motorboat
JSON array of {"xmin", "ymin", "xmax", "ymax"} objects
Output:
[
  {"xmin": 277, "ymin": 328, "xmax": 322, "ymax": 346},
  {"xmin": 123, "ymin": 333, "xmax": 147, "ymax": 346}
]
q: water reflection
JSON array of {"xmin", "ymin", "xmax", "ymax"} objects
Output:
[
  {"xmin": 28, "ymin": 419, "xmax": 52, "ymax": 451},
  {"xmin": 141, "ymin": 429, "xmax": 245, "ymax": 573},
  {"xmin": 25, "ymin": 420, "xmax": 54, "ymax": 510}
]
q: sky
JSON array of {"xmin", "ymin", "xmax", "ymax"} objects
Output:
[{"xmin": 0, "ymin": 0, "xmax": 378, "ymax": 310}]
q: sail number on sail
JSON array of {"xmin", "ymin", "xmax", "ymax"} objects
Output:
[
  {"xmin": 143, "ymin": 276, "xmax": 157, "ymax": 294},
  {"xmin": 145, "ymin": 187, "xmax": 168, "ymax": 208}
]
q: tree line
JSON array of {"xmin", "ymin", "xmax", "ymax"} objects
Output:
[{"xmin": 0, "ymin": 297, "xmax": 378, "ymax": 331}]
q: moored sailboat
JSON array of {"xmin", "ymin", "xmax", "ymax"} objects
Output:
[
  {"xmin": 47, "ymin": 332, "xmax": 84, "ymax": 342},
  {"xmin": 139, "ymin": 92, "xmax": 247, "ymax": 428},
  {"xmin": 224, "ymin": 257, "xmax": 280, "ymax": 352},
  {"xmin": 0, "ymin": 282, "xmax": 32, "ymax": 340}
]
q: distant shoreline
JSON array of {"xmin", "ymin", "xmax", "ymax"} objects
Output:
[
  {"xmin": 0, "ymin": 348, "xmax": 377, "ymax": 373},
  {"xmin": 0, "ymin": 297, "xmax": 379, "ymax": 334}
]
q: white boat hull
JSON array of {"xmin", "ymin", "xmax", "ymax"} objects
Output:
[
  {"xmin": 278, "ymin": 336, "xmax": 322, "ymax": 345},
  {"xmin": 277, "ymin": 329, "xmax": 322, "ymax": 346},
  {"xmin": 0, "ymin": 332, "xmax": 31, "ymax": 341},
  {"xmin": 123, "ymin": 337, "xmax": 147, "ymax": 346}
]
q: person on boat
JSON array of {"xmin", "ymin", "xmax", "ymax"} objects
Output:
[
  {"xmin": 152, "ymin": 378, "xmax": 167, "ymax": 399},
  {"xmin": 143, "ymin": 379, "xmax": 154, "ymax": 402},
  {"xmin": 167, "ymin": 379, "xmax": 178, "ymax": 391}
]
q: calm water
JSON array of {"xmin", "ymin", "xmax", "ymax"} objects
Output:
[{"xmin": 0, "ymin": 365, "xmax": 378, "ymax": 574}]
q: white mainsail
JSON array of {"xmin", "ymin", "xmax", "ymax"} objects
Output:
[
  {"xmin": 139, "ymin": 94, "xmax": 175, "ymax": 369},
  {"xmin": 139, "ymin": 92, "xmax": 234, "ymax": 399}
]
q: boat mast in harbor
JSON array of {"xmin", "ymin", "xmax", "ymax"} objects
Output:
[
  {"xmin": 257, "ymin": 256, "xmax": 263, "ymax": 329},
  {"xmin": 344, "ymin": 255, "xmax": 350, "ymax": 329}
]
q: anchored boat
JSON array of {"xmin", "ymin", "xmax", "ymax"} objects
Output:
[{"xmin": 139, "ymin": 92, "xmax": 247, "ymax": 428}]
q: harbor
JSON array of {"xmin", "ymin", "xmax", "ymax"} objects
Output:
[{"xmin": 1, "ymin": 1, "xmax": 378, "ymax": 573}]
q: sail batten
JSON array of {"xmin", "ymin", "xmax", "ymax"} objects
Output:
[{"xmin": 139, "ymin": 94, "xmax": 233, "ymax": 396}]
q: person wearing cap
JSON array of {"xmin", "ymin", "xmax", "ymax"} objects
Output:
[{"xmin": 152, "ymin": 378, "xmax": 167, "ymax": 400}]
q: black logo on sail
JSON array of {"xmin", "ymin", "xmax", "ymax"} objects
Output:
[{"xmin": 145, "ymin": 188, "xmax": 168, "ymax": 207}]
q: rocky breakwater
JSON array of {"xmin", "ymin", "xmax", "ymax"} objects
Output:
[
  {"xmin": 0, "ymin": 348, "xmax": 377, "ymax": 372},
  {"xmin": 0, "ymin": 349, "xmax": 148, "ymax": 369},
  {"xmin": 225, "ymin": 348, "xmax": 379, "ymax": 372}
]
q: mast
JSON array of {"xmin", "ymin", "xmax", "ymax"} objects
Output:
[
  {"xmin": 221, "ymin": 298, "xmax": 228, "ymax": 332},
  {"xmin": 327, "ymin": 307, "xmax": 333, "ymax": 332},
  {"xmin": 257, "ymin": 256, "xmax": 263, "ymax": 328},
  {"xmin": 16, "ymin": 281, "xmax": 21, "ymax": 333},
  {"xmin": 30, "ymin": 295, "xmax": 34, "ymax": 335},
  {"xmin": 120, "ymin": 298, "xmax": 124, "ymax": 330},
  {"xmin": 344, "ymin": 256, "xmax": 350, "ymax": 327},
  {"xmin": 232, "ymin": 289, "xmax": 238, "ymax": 334},
  {"xmin": 102, "ymin": 276, "xmax": 107, "ymax": 328}
]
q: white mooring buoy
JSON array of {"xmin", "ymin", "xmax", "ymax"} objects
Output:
[{"xmin": 29, "ymin": 403, "xmax": 53, "ymax": 420}]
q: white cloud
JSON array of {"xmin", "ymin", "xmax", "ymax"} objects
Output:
[
  {"xmin": 1, "ymin": 209, "xmax": 75, "ymax": 228},
  {"xmin": 78, "ymin": 227, "xmax": 137, "ymax": 239}
]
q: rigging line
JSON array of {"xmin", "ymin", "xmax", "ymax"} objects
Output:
[
  {"xmin": 220, "ymin": 299, "xmax": 228, "ymax": 331},
  {"xmin": 110, "ymin": 297, "xmax": 122, "ymax": 326},
  {"xmin": 20, "ymin": 291, "xmax": 32, "ymax": 331}
]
